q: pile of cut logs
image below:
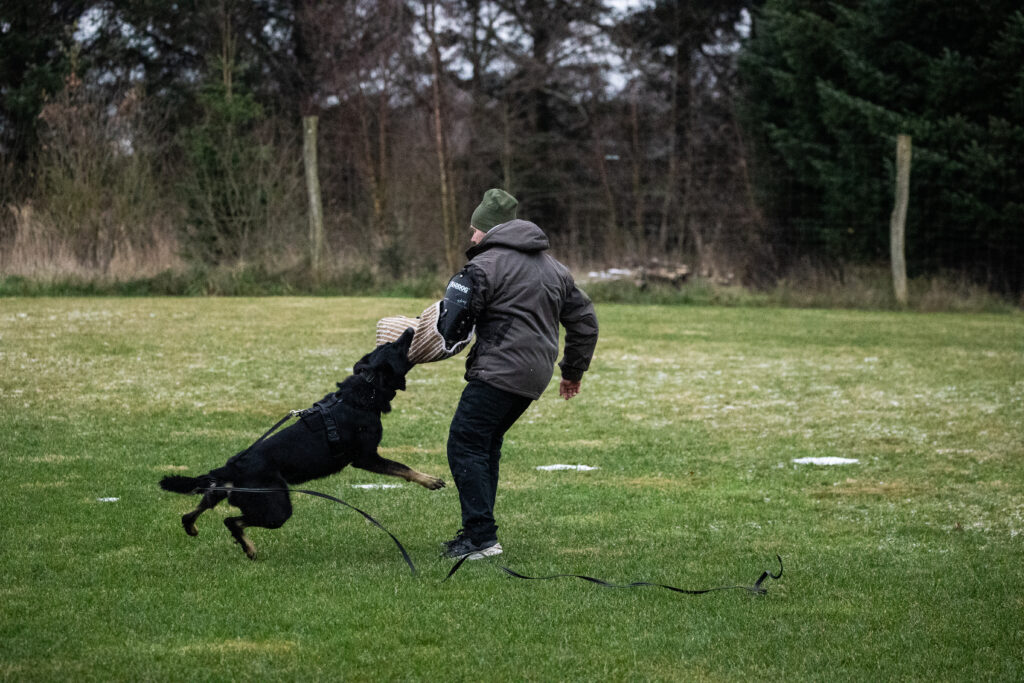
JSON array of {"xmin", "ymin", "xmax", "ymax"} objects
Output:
[{"xmin": 585, "ymin": 261, "xmax": 690, "ymax": 289}]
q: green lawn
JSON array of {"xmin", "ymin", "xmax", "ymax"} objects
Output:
[{"xmin": 2, "ymin": 297, "xmax": 1022, "ymax": 681}]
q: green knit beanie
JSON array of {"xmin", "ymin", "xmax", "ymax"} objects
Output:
[{"xmin": 470, "ymin": 188, "xmax": 518, "ymax": 232}]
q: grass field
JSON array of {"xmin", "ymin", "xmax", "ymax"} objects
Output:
[{"xmin": 2, "ymin": 297, "xmax": 1022, "ymax": 681}]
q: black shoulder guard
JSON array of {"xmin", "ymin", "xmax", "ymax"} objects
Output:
[{"xmin": 437, "ymin": 269, "xmax": 477, "ymax": 348}]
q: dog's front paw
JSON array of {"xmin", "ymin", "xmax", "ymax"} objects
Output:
[
  {"xmin": 181, "ymin": 513, "xmax": 199, "ymax": 536},
  {"xmin": 423, "ymin": 476, "xmax": 445, "ymax": 490}
]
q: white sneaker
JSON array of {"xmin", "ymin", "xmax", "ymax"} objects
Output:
[
  {"xmin": 444, "ymin": 536, "xmax": 503, "ymax": 560},
  {"xmin": 465, "ymin": 542, "xmax": 502, "ymax": 560}
]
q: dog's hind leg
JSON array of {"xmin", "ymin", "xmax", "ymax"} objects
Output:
[
  {"xmin": 224, "ymin": 516, "xmax": 258, "ymax": 560},
  {"xmin": 181, "ymin": 489, "xmax": 228, "ymax": 537},
  {"xmin": 223, "ymin": 480, "xmax": 291, "ymax": 560},
  {"xmin": 353, "ymin": 452, "xmax": 446, "ymax": 490}
]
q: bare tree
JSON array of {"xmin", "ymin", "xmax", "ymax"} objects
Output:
[
  {"xmin": 422, "ymin": 0, "xmax": 461, "ymax": 272},
  {"xmin": 298, "ymin": 0, "xmax": 414, "ymax": 266}
]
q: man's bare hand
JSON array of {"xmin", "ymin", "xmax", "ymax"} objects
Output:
[{"xmin": 559, "ymin": 379, "xmax": 581, "ymax": 400}]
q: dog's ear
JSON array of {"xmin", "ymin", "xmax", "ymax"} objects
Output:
[
  {"xmin": 380, "ymin": 333, "xmax": 414, "ymax": 391},
  {"xmin": 387, "ymin": 328, "xmax": 415, "ymax": 371},
  {"xmin": 352, "ymin": 351, "xmax": 374, "ymax": 377},
  {"xmin": 387, "ymin": 327, "xmax": 414, "ymax": 360},
  {"xmin": 352, "ymin": 330, "xmax": 414, "ymax": 389}
]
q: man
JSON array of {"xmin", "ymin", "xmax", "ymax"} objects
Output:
[{"xmin": 436, "ymin": 188, "xmax": 599, "ymax": 560}]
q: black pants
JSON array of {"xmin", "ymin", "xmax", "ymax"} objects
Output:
[{"xmin": 447, "ymin": 380, "xmax": 532, "ymax": 543}]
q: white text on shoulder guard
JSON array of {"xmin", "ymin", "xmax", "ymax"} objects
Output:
[{"xmin": 438, "ymin": 270, "xmax": 476, "ymax": 346}]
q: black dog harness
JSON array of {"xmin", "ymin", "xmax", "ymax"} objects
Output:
[
  {"xmin": 226, "ymin": 396, "xmax": 343, "ymax": 461},
  {"xmin": 309, "ymin": 395, "xmax": 342, "ymax": 447},
  {"xmin": 304, "ymin": 373, "xmax": 383, "ymax": 451}
]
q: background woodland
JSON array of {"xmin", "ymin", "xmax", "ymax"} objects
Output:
[{"xmin": 1, "ymin": 0, "xmax": 1021, "ymax": 298}]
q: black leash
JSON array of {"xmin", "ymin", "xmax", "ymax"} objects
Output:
[
  {"xmin": 207, "ymin": 485, "xmax": 418, "ymax": 575},
  {"xmin": 445, "ymin": 554, "xmax": 784, "ymax": 596},
  {"xmin": 219, "ymin": 411, "xmax": 784, "ymax": 594},
  {"xmin": 231, "ymin": 410, "xmax": 303, "ymax": 459}
]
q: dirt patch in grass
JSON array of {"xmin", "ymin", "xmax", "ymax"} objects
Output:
[
  {"xmin": 617, "ymin": 475, "xmax": 695, "ymax": 490},
  {"xmin": 19, "ymin": 479, "xmax": 70, "ymax": 489},
  {"xmin": 556, "ymin": 545, "xmax": 603, "ymax": 555},
  {"xmin": 98, "ymin": 545, "xmax": 145, "ymax": 560},
  {"xmin": 813, "ymin": 477, "xmax": 926, "ymax": 498},
  {"xmin": 378, "ymin": 445, "xmax": 442, "ymax": 457},
  {"xmin": 560, "ymin": 438, "xmax": 618, "ymax": 448},
  {"xmin": 16, "ymin": 453, "xmax": 91, "ymax": 464},
  {"xmin": 500, "ymin": 479, "xmax": 542, "ymax": 491},
  {"xmin": 177, "ymin": 639, "xmax": 298, "ymax": 655},
  {"xmin": 168, "ymin": 428, "xmax": 251, "ymax": 439}
]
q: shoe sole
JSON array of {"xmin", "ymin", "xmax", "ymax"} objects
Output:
[{"xmin": 461, "ymin": 542, "xmax": 503, "ymax": 560}]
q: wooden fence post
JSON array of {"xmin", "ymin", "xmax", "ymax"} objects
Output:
[
  {"xmin": 303, "ymin": 115, "xmax": 325, "ymax": 278},
  {"xmin": 890, "ymin": 134, "xmax": 911, "ymax": 306}
]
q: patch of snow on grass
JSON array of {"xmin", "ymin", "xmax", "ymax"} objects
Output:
[
  {"xmin": 536, "ymin": 464, "xmax": 600, "ymax": 471},
  {"xmin": 792, "ymin": 457, "xmax": 859, "ymax": 466}
]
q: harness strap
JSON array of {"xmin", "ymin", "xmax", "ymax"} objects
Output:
[
  {"xmin": 312, "ymin": 397, "xmax": 342, "ymax": 447},
  {"xmin": 322, "ymin": 405, "xmax": 341, "ymax": 444}
]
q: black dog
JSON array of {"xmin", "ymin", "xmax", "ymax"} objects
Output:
[{"xmin": 159, "ymin": 328, "xmax": 444, "ymax": 559}]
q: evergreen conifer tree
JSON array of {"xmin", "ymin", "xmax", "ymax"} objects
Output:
[{"xmin": 741, "ymin": 0, "xmax": 1024, "ymax": 293}]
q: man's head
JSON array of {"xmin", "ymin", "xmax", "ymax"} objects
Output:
[{"xmin": 470, "ymin": 188, "xmax": 518, "ymax": 243}]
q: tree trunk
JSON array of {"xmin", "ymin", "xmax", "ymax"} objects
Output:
[
  {"xmin": 425, "ymin": 0, "xmax": 459, "ymax": 272},
  {"xmin": 502, "ymin": 99, "xmax": 514, "ymax": 189},
  {"xmin": 682, "ymin": 64, "xmax": 700, "ymax": 265},
  {"xmin": 595, "ymin": 134, "xmax": 619, "ymax": 259},
  {"xmin": 353, "ymin": 84, "xmax": 385, "ymax": 249},
  {"xmin": 658, "ymin": 47, "xmax": 680, "ymax": 255},
  {"xmin": 376, "ymin": 83, "xmax": 390, "ymax": 233},
  {"xmin": 219, "ymin": 1, "xmax": 235, "ymax": 99},
  {"xmin": 630, "ymin": 83, "xmax": 645, "ymax": 258}
]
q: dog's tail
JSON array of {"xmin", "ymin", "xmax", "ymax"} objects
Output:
[{"xmin": 159, "ymin": 474, "xmax": 215, "ymax": 495}]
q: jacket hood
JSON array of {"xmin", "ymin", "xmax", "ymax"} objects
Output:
[{"xmin": 467, "ymin": 219, "xmax": 549, "ymax": 258}]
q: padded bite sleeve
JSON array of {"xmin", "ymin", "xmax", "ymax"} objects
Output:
[{"xmin": 438, "ymin": 267, "xmax": 479, "ymax": 348}]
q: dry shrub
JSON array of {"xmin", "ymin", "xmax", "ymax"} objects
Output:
[
  {"xmin": 771, "ymin": 263, "xmax": 1015, "ymax": 312},
  {"xmin": 768, "ymin": 261, "xmax": 890, "ymax": 309},
  {"xmin": 176, "ymin": 86, "xmax": 305, "ymax": 266},
  {"xmin": 1, "ymin": 203, "xmax": 182, "ymax": 282},
  {"xmin": 915, "ymin": 274, "xmax": 1012, "ymax": 313},
  {"xmin": 1, "ymin": 204, "xmax": 81, "ymax": 279},
  {"xmin": 1, "ymin": 74, "xmax": 185, "ymax": 281}
]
